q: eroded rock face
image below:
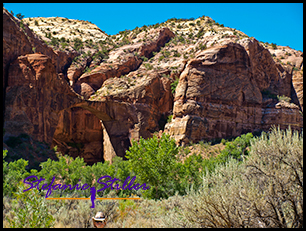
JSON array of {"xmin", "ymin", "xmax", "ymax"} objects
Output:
[
  {"xmin": 244, "ymin": 39, "xmax": 292, "ymax": 98},
  {"xmin": 74, "ymin": 28, "xmax": 175, "ymax": 99},
  {"xmin": 2, "ymin": 8, "xmax": 77, "ymax": 79},
  {"xmin": 292, "ymin": 70, "xmax": 303, "ymax": 111},
  {"xmin": 165, "ymin": 42, "xmax": 303, "ymax": 145},
  {"xmin": 3, "ymin": 8, "xmax": 33, "ymax": 79},
  {"xmin": 74, "ymin": 54, "xmax": 142, "ymax": 99},
  {"xmin": 266, "ymin": 44, "xmax": 303, "ymax": 111},
  {"xmin": 89, "ymin": 71, "xmax": 174, "ymax": 161},
  {"xmin": 4, "ymin": 54, "xmax": 83, "ymax": 143},
  {"xmin": 4, "ymin": 53, "xmax": 125, "ymax": 164}
]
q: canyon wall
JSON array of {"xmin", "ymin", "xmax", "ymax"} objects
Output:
[
  {"xmin": 3, "ymin": 8, "xmax": 303, "ymax": 165},
  {"xmin": 165, "ymin": 42, "xmax": 302, "ymax": 144}
]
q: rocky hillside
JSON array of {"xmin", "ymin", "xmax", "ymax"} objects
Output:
[
  {"xmin": 22, "ymin": 16, "xmax": 108, "ymax": 43},
  {"xmin": 3, "ymin": 8, "xmax": 303, "ymax": 166}
]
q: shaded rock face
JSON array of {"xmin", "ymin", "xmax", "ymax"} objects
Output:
[
  {"xmin": 3, "ymin": 9, "xmax": 109, "ymax": 164},
  {"xmin": 4, "ymin": 54, "xmax": 83, "ymax": 144},
  {"xmin": 165, "ymin": 42, "xmax": 303, "ymax": 145},
  {"xmin": 52, "ymin": 107, "xmax": 103, "ymax": 165},
  {"xmin": 4, "ymin": 53, "xmax": 119, "ymax": 164},
  {"xmin": 2, "ymin": 8, "xmax": 77, "ymax": 138}
]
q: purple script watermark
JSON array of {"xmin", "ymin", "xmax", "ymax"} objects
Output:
[{"xmin": 23, "ymin": 175, "xmax": 150, "ymax": 208}]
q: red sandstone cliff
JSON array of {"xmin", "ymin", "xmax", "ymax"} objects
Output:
[{"xmin": 164, "ymin": 42, "xmax": 302, "ymax": 144}]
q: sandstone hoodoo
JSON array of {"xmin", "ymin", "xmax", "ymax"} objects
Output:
[{"xmin": 3, "ymin": 8, "xmax": 303, "ymax": 165}]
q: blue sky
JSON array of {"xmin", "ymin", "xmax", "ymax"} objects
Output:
[{"xmin": 4, "ymin": 3, "xmax": 303, "ymax": 51}]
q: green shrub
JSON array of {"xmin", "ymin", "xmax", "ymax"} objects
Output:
[
  {"xmin": 172, "ymin": 50, "xmax": 181, "ymax": 57},
  {"xmin": 61, "ymin": 42, "xmax": 68, "ymax": 49},
  {"xmin": 277, "ymin": 95, "xmax": 291, "ymax": 103},
  {"xmin": 167, "ymin": 114, "xmax": 173, "ymax": 123},
  {"xmin": 50, "ymin": 37, "xmax": 59, "ymax": 47},
  {"xmin": 178, "ymin": 35, "xmax": 185, "ymax": 43},
  {"xmin": 3, "ymin": 149, "xmax": 31, "ymax": 196},
  {"xmin": 170, "ymin": 78, "xmax": 179, "ymax": 94},
  {"xmin": 162, "ymin": 50, "xmax": 171, "ymax": 58},
  {"xmin": 73, "ymin": 38, "xmax": 83, "ymax": 51},
  {"xmin": 144, "ymin": 63, "xmax": 153, "ymax": 70},
  {"xmin": 7, "ymin": 183, "xmax": 55, "ymax": 228},
  {"xmin": 141, "ymin": 56, "xmax": 148, "ymax": 62},
  {"xmin": 198, "ymin": 42, "xmax": 207, "ymax": 50},
  {"xmin": 158, "ymin": 55, "xmax": 164, "ymax": 61},
  {"xmin": 16, "ymin": 13, "xmax": 24, "ymax": 20},
  {"xmin": 271, "ymin": 43, "xmax": 277, "ymax": 49},
  {"xmin": 196, "ymin": 28, "xmax": 205, "ymax": 38}
]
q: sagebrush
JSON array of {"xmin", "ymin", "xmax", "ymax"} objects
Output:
[{"xmin": 3, "ymin": 127, "xmax": 302, "ymax": 227}]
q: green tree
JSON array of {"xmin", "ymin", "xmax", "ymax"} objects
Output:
[
  {"xmin": 125, "ymin": 133, "xmax": 179, "ymax": 199},
  {"xmin": 3, "ymin": 149, "xmax": 29, "ymax": 196},
  {"xmin": 175, "ymin": 153, "xmax": 204, "ymax": 194},
  {"xmin": 16, "ymin": 13, "xmax": 24, "ymax": 20},
  {"xmin": 38, "ymin": 155, "xmax": 87, "ymax": 196},
  {"xmin": 222, "ymin": 132, "xmax": 253, "ymax": 161}
]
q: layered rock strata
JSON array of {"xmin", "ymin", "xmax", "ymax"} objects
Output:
[{"xmin": 165, "ymin": 41, "xmax": 303, "ymax": 145}]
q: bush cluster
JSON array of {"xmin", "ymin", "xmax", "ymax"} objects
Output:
[
  {"xmin": 3, "ymin": 127, "xmax": 302, "ymax": 227},
  {"xmin": 3, "ymin": 132, "xmax": 253, "ymax": 200},
  {"xmin": 181, "ymin": 126, "xmax": 303, "ymax": 228}
]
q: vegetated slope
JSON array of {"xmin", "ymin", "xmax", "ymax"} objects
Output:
[{"xmin": 22, "ymin": 16, "xmax": 108, "ymax": 43}]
